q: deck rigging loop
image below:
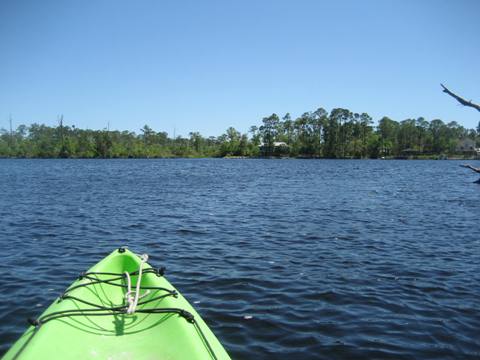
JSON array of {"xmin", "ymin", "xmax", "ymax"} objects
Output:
[{"xmin": 124, "ymin": 253, "xmax": 150, "ymax": 314}]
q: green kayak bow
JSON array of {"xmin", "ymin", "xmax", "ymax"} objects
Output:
[{"xmin": 3, "ymin": 248, "xmax": 231, "ymax": 360}]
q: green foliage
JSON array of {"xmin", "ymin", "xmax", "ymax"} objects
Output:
[
  {"xmin": 259, "ymin": 114, "xmax": 280, "ymax": 156},
  {"xmin": 0, "ymin": 108, "xmax": 477, "ymax": 158}
]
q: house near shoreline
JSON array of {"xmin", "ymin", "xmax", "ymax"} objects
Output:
[
  {"xmin": 258, "ymin": 141, "xmax": 288, "ymax": 148},
  {"xmin": 259, "ymin": 141, "xmax": 289, "ymax": 155},
  {"xmin": 456, "ymin": 138, "xmax": 480, "ymax": 155}
]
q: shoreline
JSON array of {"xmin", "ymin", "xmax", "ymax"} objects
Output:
[{"xmin": 0, "ymin": 156, "xmax": 477, "ymax": 160}]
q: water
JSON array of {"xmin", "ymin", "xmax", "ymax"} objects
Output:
[{"xmin": 0, "ymin": 159, "xmax": 479, "ymax": 359}]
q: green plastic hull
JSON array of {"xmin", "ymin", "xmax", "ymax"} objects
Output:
[{"xmin": 3, "ymin": 248, "xmax": 231, "ymax": 359}]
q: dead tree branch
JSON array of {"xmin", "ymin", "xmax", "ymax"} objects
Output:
[
  {"xmin": 441, "ymin": 84, "xmax": 480, "ymax": 112},
  {"xmin": 460, "ymin": 164, "xmax": 480, "ymax": 173}
]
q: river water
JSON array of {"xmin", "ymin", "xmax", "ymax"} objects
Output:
[{"xmin": 0, "ymin": 159, "xmax": 478, "ymax": 359}]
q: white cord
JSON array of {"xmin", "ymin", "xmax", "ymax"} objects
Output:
[{"xmin": 124, "ymin": 253, "xmax": 150, "ymax": 314}]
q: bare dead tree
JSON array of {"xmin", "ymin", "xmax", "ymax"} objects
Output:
[
  {"xmin": 461, "ymin": 164, "xmax": 480, "ymax": 183},
  {"xmin": 441, "ymin": 84, "xmax": 480, "ymax": 112},
  {"xmin": 443, "ymin": 85, "xmax": 480, "ymax": 182},
  {"xmin": 460, "ymin": 164, "xmax": 480, "ymax": 173}
]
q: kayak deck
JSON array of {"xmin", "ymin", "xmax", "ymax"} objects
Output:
[{"xmin": 4, "ymin": 248, "xmax": 230, "ymax": 360}]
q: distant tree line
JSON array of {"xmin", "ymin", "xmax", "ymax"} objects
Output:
[{"xmin": 1, "ymin": 107, "xmax": 479, "ymax": 158}]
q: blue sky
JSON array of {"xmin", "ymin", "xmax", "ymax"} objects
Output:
[{"xmin": 1, "ymin": 0, "xmax": 479, "ymax": 136}]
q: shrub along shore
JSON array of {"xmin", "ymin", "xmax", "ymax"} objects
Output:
[{"xmin": 1, "ymin": 107, "xmax": 479, "ymax": 159}]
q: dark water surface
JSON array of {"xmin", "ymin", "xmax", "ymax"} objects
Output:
[{"xmin": 0, "ymin": 159, "xmax": 479, "ymax": 359}]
